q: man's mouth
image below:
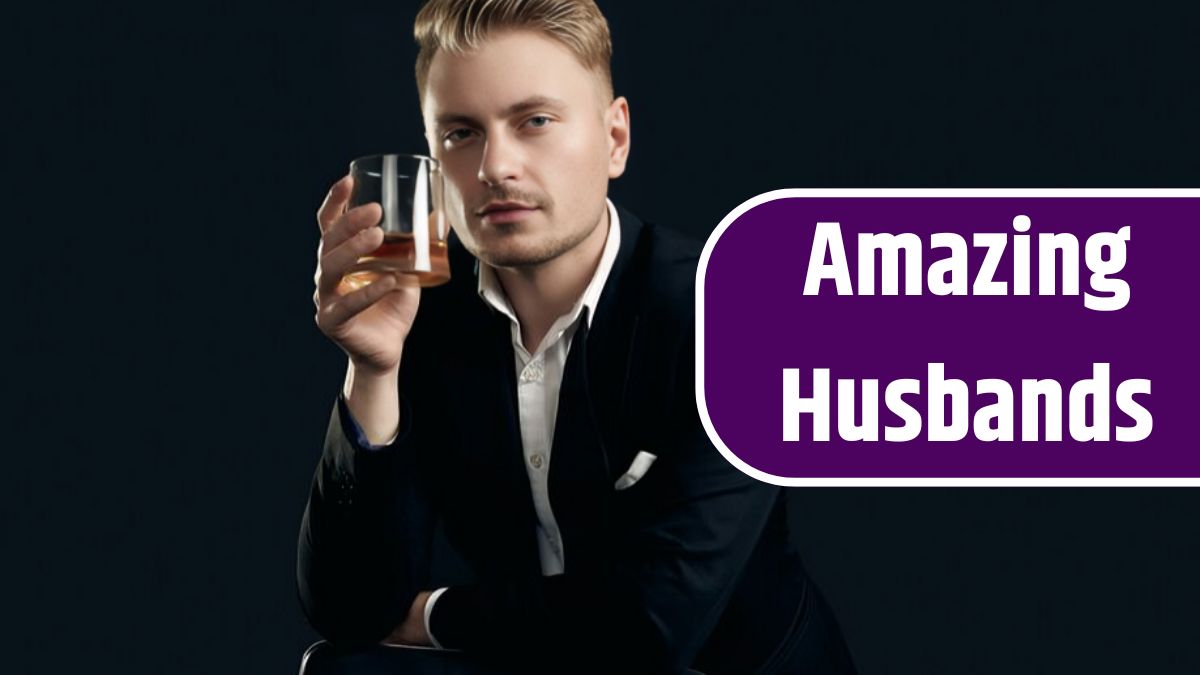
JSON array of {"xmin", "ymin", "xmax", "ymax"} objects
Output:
[{"xmin": 477, "ymin": 200, "xmax": 540, "ymax": 224}]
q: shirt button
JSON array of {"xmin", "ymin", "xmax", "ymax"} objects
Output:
[{"xmin": 529, "ymin": 453, "xmax": 544, "ymax": 469}]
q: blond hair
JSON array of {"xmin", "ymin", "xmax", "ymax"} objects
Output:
[{"xmin": 414, "ymin": 0, "xmax": 613, "ymax": 100}]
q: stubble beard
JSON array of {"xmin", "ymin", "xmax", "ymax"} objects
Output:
[{"xmin": 477, "ymin": 214, "xmax": 599, "ymax": 269}]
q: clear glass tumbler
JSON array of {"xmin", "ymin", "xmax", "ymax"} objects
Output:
[{"xmin": 343, "ymin": 153, "xmax": 450, "ymax": 288}]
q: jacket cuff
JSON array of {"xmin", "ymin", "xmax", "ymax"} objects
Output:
[{"xmin": 321, "ymin": 394, "xmax": 416, "ymax": 505}]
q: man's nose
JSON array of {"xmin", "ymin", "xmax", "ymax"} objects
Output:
[{"xmin": 477, "ymin": 132, "xmax": 522, "ymax": 186}]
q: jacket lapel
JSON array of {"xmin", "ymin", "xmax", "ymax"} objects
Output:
[
  {"xmin": 583, "ymin": 205, "xmax": 648, "ymax": 454},
  {"xmin": 547, "ymin": 207, "xmax": 649, "ymax": 571}
]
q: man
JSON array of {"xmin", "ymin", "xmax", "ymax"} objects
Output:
[{"xmin": 299, "ymin": 1, "xmax": 856, "ymax": 673}]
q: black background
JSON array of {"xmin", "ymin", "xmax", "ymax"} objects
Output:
[{"xmin": 11, "ymin": 1, "xmax": 1200, "ymax": 673}]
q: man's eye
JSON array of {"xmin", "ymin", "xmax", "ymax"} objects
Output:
[
  {"xmin": 525, "ymin": 115, "xmax": 552, "ymax": 129},
  {"xmin": 444, "ymin": 129, "xmax": 473, "ymax": 144}
]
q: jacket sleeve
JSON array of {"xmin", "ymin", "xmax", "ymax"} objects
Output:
[
  {"xmin": 428, "ymin": 322, "xmax": 780, "ymax": 674},
  {"xmin": 295, "ymin": 391, "xmax": 439, "ymax": 649}
]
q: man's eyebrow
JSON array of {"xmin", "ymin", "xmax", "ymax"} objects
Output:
[
  {"xmin": 501, "ymin": 95, "xmax": 568, "ymax": 118},
  {"xmin": 433, "ymin": 112, "xmax": 479, "ymax": 129},
  {"xmin": 433, "ymin": 96, "xmax": 569, "ymax": 129}
]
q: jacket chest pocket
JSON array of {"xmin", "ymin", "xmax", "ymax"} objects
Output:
[{"xmin": 612, "ymin": 449, "xmax": 658, "ymax": 491}]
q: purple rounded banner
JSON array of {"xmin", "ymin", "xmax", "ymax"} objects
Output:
[{"xmin": 697, "ymin": 190, "xmax": 1200, "ymax": 486}]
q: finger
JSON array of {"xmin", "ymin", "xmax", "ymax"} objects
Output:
[
  {"xmin": 316, "ymin": 175, "xmax": 353, "ymax": 233},
  {"xmin": 322, "ymin": 202, "xmax": 383, "ymax": 253},
  {"xmin": 319, "ymin": 274, "xmax": 404, "ymax": 329},
  {"xmin": 318, "ymin": 225, "xmax": 385, "ymax": 297}
]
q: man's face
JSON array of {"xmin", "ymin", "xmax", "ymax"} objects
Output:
[{"xmin": 421, "ymin": 29, "xmax": 629, "ymax": 268}]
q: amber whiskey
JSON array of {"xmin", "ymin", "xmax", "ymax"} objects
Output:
[{"xmin": 346, "ymin": 232, "xmax": 451, "ymax": 288}]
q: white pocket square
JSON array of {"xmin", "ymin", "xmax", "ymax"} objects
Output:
[{"xmin": 614, "ymin": 451, "xmax": 658, "ymax": 490}]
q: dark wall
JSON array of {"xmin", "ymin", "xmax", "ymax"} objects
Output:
[{"xmin": 11, "ymin": 1, "xmax": 1199, "ymax": 673}]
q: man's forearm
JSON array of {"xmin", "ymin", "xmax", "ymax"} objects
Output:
[
  {"xmin": 298, "ymin": 381, "xmax": 435, "ymax": 648},
  {"xmin": 342, "ymin": 360, "xmax": 401, "ymax": 445}
]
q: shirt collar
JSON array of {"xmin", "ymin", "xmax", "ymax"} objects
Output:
[{"xmin": 476, "ymin": 198, "xmax": 622, "ymax": 331}]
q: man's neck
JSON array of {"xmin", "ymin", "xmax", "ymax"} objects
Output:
[{"xmin": 495, "ymin": 206, "xmax": 610, "ymax": 354}]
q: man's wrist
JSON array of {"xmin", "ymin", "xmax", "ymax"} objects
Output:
[
  {"xmin": 343, "ymin": 359, "xmax": 400, "ymax": 398},
  {"xmin": 380, "ymin": 589, "xmax": 435, "ymax": 647},
  {"xmin": 342, "ymin": 360, "xmax": 402, "ymax": 446}
]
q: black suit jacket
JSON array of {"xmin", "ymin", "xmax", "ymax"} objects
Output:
[{"xmin": 298, "ymin": 206, "xmax": 815, "ymax": 674}]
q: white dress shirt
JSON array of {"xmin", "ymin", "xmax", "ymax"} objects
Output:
[{"xmin": 422, "ymin": 198, "xmax": 622, "ymax": 648}]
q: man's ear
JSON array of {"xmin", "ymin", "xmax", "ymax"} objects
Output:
[{"xmin": 606, "ymin": 96, "xmax": 631, "ymax": 179}]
